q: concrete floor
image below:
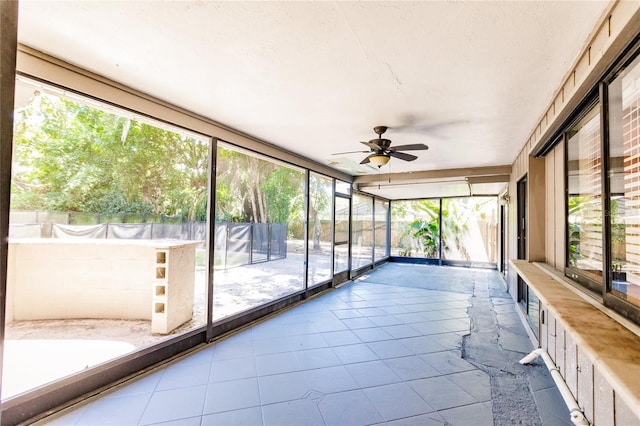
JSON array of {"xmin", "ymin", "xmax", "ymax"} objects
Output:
[{"xmin": 38, "ymin": 263, "xmax": 571, "ymax": 426}]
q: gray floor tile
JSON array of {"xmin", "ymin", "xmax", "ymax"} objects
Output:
[
  {"xmin": 201, "ymin": 406, "xmax": 263, "ymax": 426},
  {"xmin": 392, "ymin": 312, "xmax": 428, "ymax": 324},
  {"xmin": 332, "ymin": 309, "xmax": 364, "ymax": 319},
  {"xmin": 398, "ymin": 335, "xmax": 447, "ymax": 355},
  {"xmin": 341, "ymin": 300, "xmax": 372, "ymax": 310},
  {"xmin": 534, "ymin": 387, "xmax": 572, "ymax": 426},
  {"xmin": 284, "ymin": 321, "xmax": 318, "ymax": 336},
  {"xmin": 381, "ymin": 305, "xmax": 410, "ymax": 315},
  {"xmin": 312, "ymin": 318, "xmax": 349, "ymax": 333},
  {"xmin": 345, "ymin": 360, "xmax": 402, "ymax": 388},
  {"xmin": 409, "ymin": 321, "xmax": 450, "ymax": 335},
  {"xmin": 155, "ymin": 360, "xmax": 211, "ymax": 391},
  {"xmin": 76, "ymin": 393, "xmax": 151, "ymax": 425},
  {"xmin": 146, "ymin": 415, "xmax": 202, "ymax": 425},
  {"xmin": 139, "ymin": 385, "xmax": 207, "ymax": 425},
  {"xmin": 213, "ymin": 338, "xmax": 254, "ymax": 361},
  {"xmin": 382, "ymin": 324, "xmax": 423, "ymax": 339},
  {"xmin": 384, "ymin": 355, "xmax": 440, "ymax": 381},
  {"xmin": 332, "ymin": 343, "xmax": 379, "ymax": 364},
  {"xmin": 368, "ymin": 314, "xmax": 403, "ymax": 327},
  {"xmin": 352, "ymin": 327, "xmax": 393, "ymax": 343},
  {"xmin": 357, "ymin": 307, "xmax": 387, "ymax": 316},
  {"xmin": 256, "ymin": 351, "xmax": 300, "ymax": 375},
  {"xmin": 437, "ymin": 401, "xmax": 494, "ymax": 426},
  {"xmin": 296, "ymin": 347, "xmax": 342, "ymax": 370},
  {"xmin": 37, "ymin": 264, "xmax": 573, "ymax": 426},
  {"xmin": 104, "ymin": 370, "xmax": 163, "ymax": 398},
  {"xmin": 447, "ymin": 370, "xmax": 491, "ymax": 402},
  {"xmin": 363, "ymin": 382, "xmax": 436, "ymax": 421},
  {"xmin": 498, "ymin": 327, "xmax": 534, "ymax": 353},
  {"xmin": 262, "ymin": 399, "xmax": 325, "ymax": 426},
  {"xmin": 427, "ymin": 332, "xmax": 463, "ymax": 351},
  {"xmin": 253, "ymin": 335, "xmax": 293, "ymax": 355},
  {"xmin": 209, "ymin": 356, "xmax": 257, "ymax": 383},
  {"xmin": 409, "ymin": 376, "xmax": 478, "ymax": 410},
  {"xmin": 251, "ymin": 322, "xmax": 288, "ymax": 339},
  {"xmin": 203, "ymin": 378, "xmax": 261, "ymax": 415},
  {"xmin": 258, "ymin": 370, "xmax": 309, "ymax": 404},
  {"xmin": 435, "ymin": 318, "xmax": 470, "ymax": 333},
  {"xmin": 320, "ymin": 330, "xmax": 362, "ymax": 346},
  {"xmin": 176, "ymin": 346, "xmax": 215, "ymax": 366},
  {"xmin": 420, "ymin": 351, "xmax": 477, "ymax": 375},
  {"xmin": 342, "ymin": 316, "xmax": 378, "ymax": 329},
  {"xmin": 318, "ymin": 389, "xmax": 384, "ymax": 426},
  {"xmin": 387, "ymin": 412, "xmax": 448, "ymax": 425},
  {"xmin": 367, "ymin": 339, "xmax": 414, "ymax": 359},
  {"xmin": 288, "ymin": 333, "xmax": 328, "ymax": 350},
  {"xmin": 305, "ymin": 365, "xmax": 360, "ymax": 394}
]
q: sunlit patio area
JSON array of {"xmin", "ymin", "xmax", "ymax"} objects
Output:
[{"xmin": 35, "ymin": 263, "xmax": 570, "ymax": 425}]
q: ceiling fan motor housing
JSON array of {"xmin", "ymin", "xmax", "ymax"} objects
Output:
[{"xmin": 369, "ymin": 138, "xmax": 392, "ymax": 151}]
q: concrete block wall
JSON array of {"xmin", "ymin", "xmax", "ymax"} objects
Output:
[
  {"xmin": 7, "ymin": 239, "xmax": 197, "ymax": 334},
  {"xmin": 151, "ymin": 243, "xmax": 195, "ymax": 334}
]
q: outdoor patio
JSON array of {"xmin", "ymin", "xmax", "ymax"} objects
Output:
[
  {"xmin": 34, "ymin": 263, "xmax": 570, "ymax": 425},
  {"xmin": 3, "ymin": 249, "xmax": 330, "ymax": 398}
]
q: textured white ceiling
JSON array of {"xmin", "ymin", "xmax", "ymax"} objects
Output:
[{"xmin": 16, "ymin": 1, "xmax": 610, "ymax": 198}]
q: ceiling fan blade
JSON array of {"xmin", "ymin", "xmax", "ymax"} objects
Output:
[
  {"xmin": 332, "ymin": 150, "xmax": 370, "ymax": 155},
  {"xmin": 361, "ymin": 141, "xmax": 380, "ymax": 150},
  {"xmin": 360, "ymin": 154, "xmax": 373, "ymax": 164},
  {"xmin": 389, "ymin": 151, "xmax": 418, "ymax": 161},
  {"xmin": 389, "ymin": 143, "xmax": 429, "ymax": 152}
]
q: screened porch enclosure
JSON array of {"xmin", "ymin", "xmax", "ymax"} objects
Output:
[{"xmin": 3, "ymin": 77, "xmax": 498, "ymax": 407}]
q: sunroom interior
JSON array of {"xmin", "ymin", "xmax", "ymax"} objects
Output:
[{"xmin": 2, "ymin": 1, "xmax": 640, "ymax": 425}]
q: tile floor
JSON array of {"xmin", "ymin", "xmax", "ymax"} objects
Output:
[{"xmin": 40, "ymin": 264, "xmax": 570, "ymax": 425}]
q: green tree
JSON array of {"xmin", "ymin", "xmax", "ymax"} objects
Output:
[
  {"xmin": 11, "ymin": 93, "xmax": 209, "ymax": 220},
  {"xmin": 214, "ymin": 145, "xmax": 305, "ymax": 232}
]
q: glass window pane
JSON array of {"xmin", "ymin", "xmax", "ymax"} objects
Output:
[
  {"xmin": 334, "ymin": 196, "xmax": 350, "ymax": 273},
  {"xmin": 6, "ymin": 78, "xmax": 210, "ymax": 398},
  {"xmin": 308, "ymin": 173, "xmax": 333, "ymax": 286},
  {"xmin": 390, "ymin": 199, "xmax": 440, "ymax": 258},
  {"xmin": 352, "ymin": 194, "xmax": 373, "ymax": 269},
  {"xmin": 214, "ymin": 143, "xmax": 305, "ymax": 320},
  {"xmin": 374, "ymin": 199, "xmax": 388, "ymax": 261},
  {"xmin": 567, "ymin": 105, "xmax": 603, "ymax": 284},
  {"xmin": 608, "ymin": 53, "xmax": 640, "ymax": 308},
  {"xmin": 441, "ymin": 197, "xmax": 498, "ymax": 263},
  {"xmin": 335, "ymin": 180, "xmax": 351, "ymax": 195}
]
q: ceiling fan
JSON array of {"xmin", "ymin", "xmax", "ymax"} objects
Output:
[{"xmin": 333, "ymin": 126, "xmax": 429, "ymax": 168}]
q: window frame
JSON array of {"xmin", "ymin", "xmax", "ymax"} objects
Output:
[
  {"xmin": 564, "ymin": 96, "xmax": 605, "ymax": 294},
  {"xmin": 559, "ymin": 37, "xmax": 640, "ymax": 326},
  {"xmin": 601, "ymin": 38, "xmax": 640, "ymax": 325}
]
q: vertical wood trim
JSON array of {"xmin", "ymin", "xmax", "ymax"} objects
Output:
[
  {"xmin": 528, "ymin": 155, "xmax": 546, "ymax": 262},
  {"xmin": 545, "ymin": 150, "xmax": 556, "ymax": 266},
  {"xmin": 554, "ymin": 140, "xmax": 566, "ymax": 270},
  {"xmin": 0, "ymin": 0, "xmax": 19, "ymax": 407}
]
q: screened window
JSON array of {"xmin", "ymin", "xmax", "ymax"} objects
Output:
[
  {"xmin": 351, "ymin": 193, "xmax": 373, "ymax": 270},
  {"xmin": 308, "ymin": 173, "xmax": 333, "ymax": 286},
  {"xmin": 441, "ymin": 197, "xmax": 497, "ymax": 263},
  {"xmin": 566, "ymin": 104, "xmax": 603, "ymax": 288},
  {"xmin": 390, "ymin": 199, "xmax": 440, "ymax": 258},
  {"xmin": 374, "ymin": 198, "xmax": 389, "ymax": 261},
  {"xmin": 608, "ymin": 52, "xmax": 640, "ymax": 309},
  {"xmin": 7, "ymin": 78, "xmax": 210, "ymax": 397},
  {"xmin": 214, "ymin": 142, "xmax": 305, "ymax": 319}
]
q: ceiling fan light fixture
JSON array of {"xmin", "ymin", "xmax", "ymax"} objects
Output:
[{"xmin": 369, "ymin": 154, "xmax": 390, "ymax": 167}]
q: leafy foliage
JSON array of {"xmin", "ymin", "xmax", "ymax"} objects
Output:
[{"xmin": 12, "ymin": 93, "xmax": 209, "ymax": 220}]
